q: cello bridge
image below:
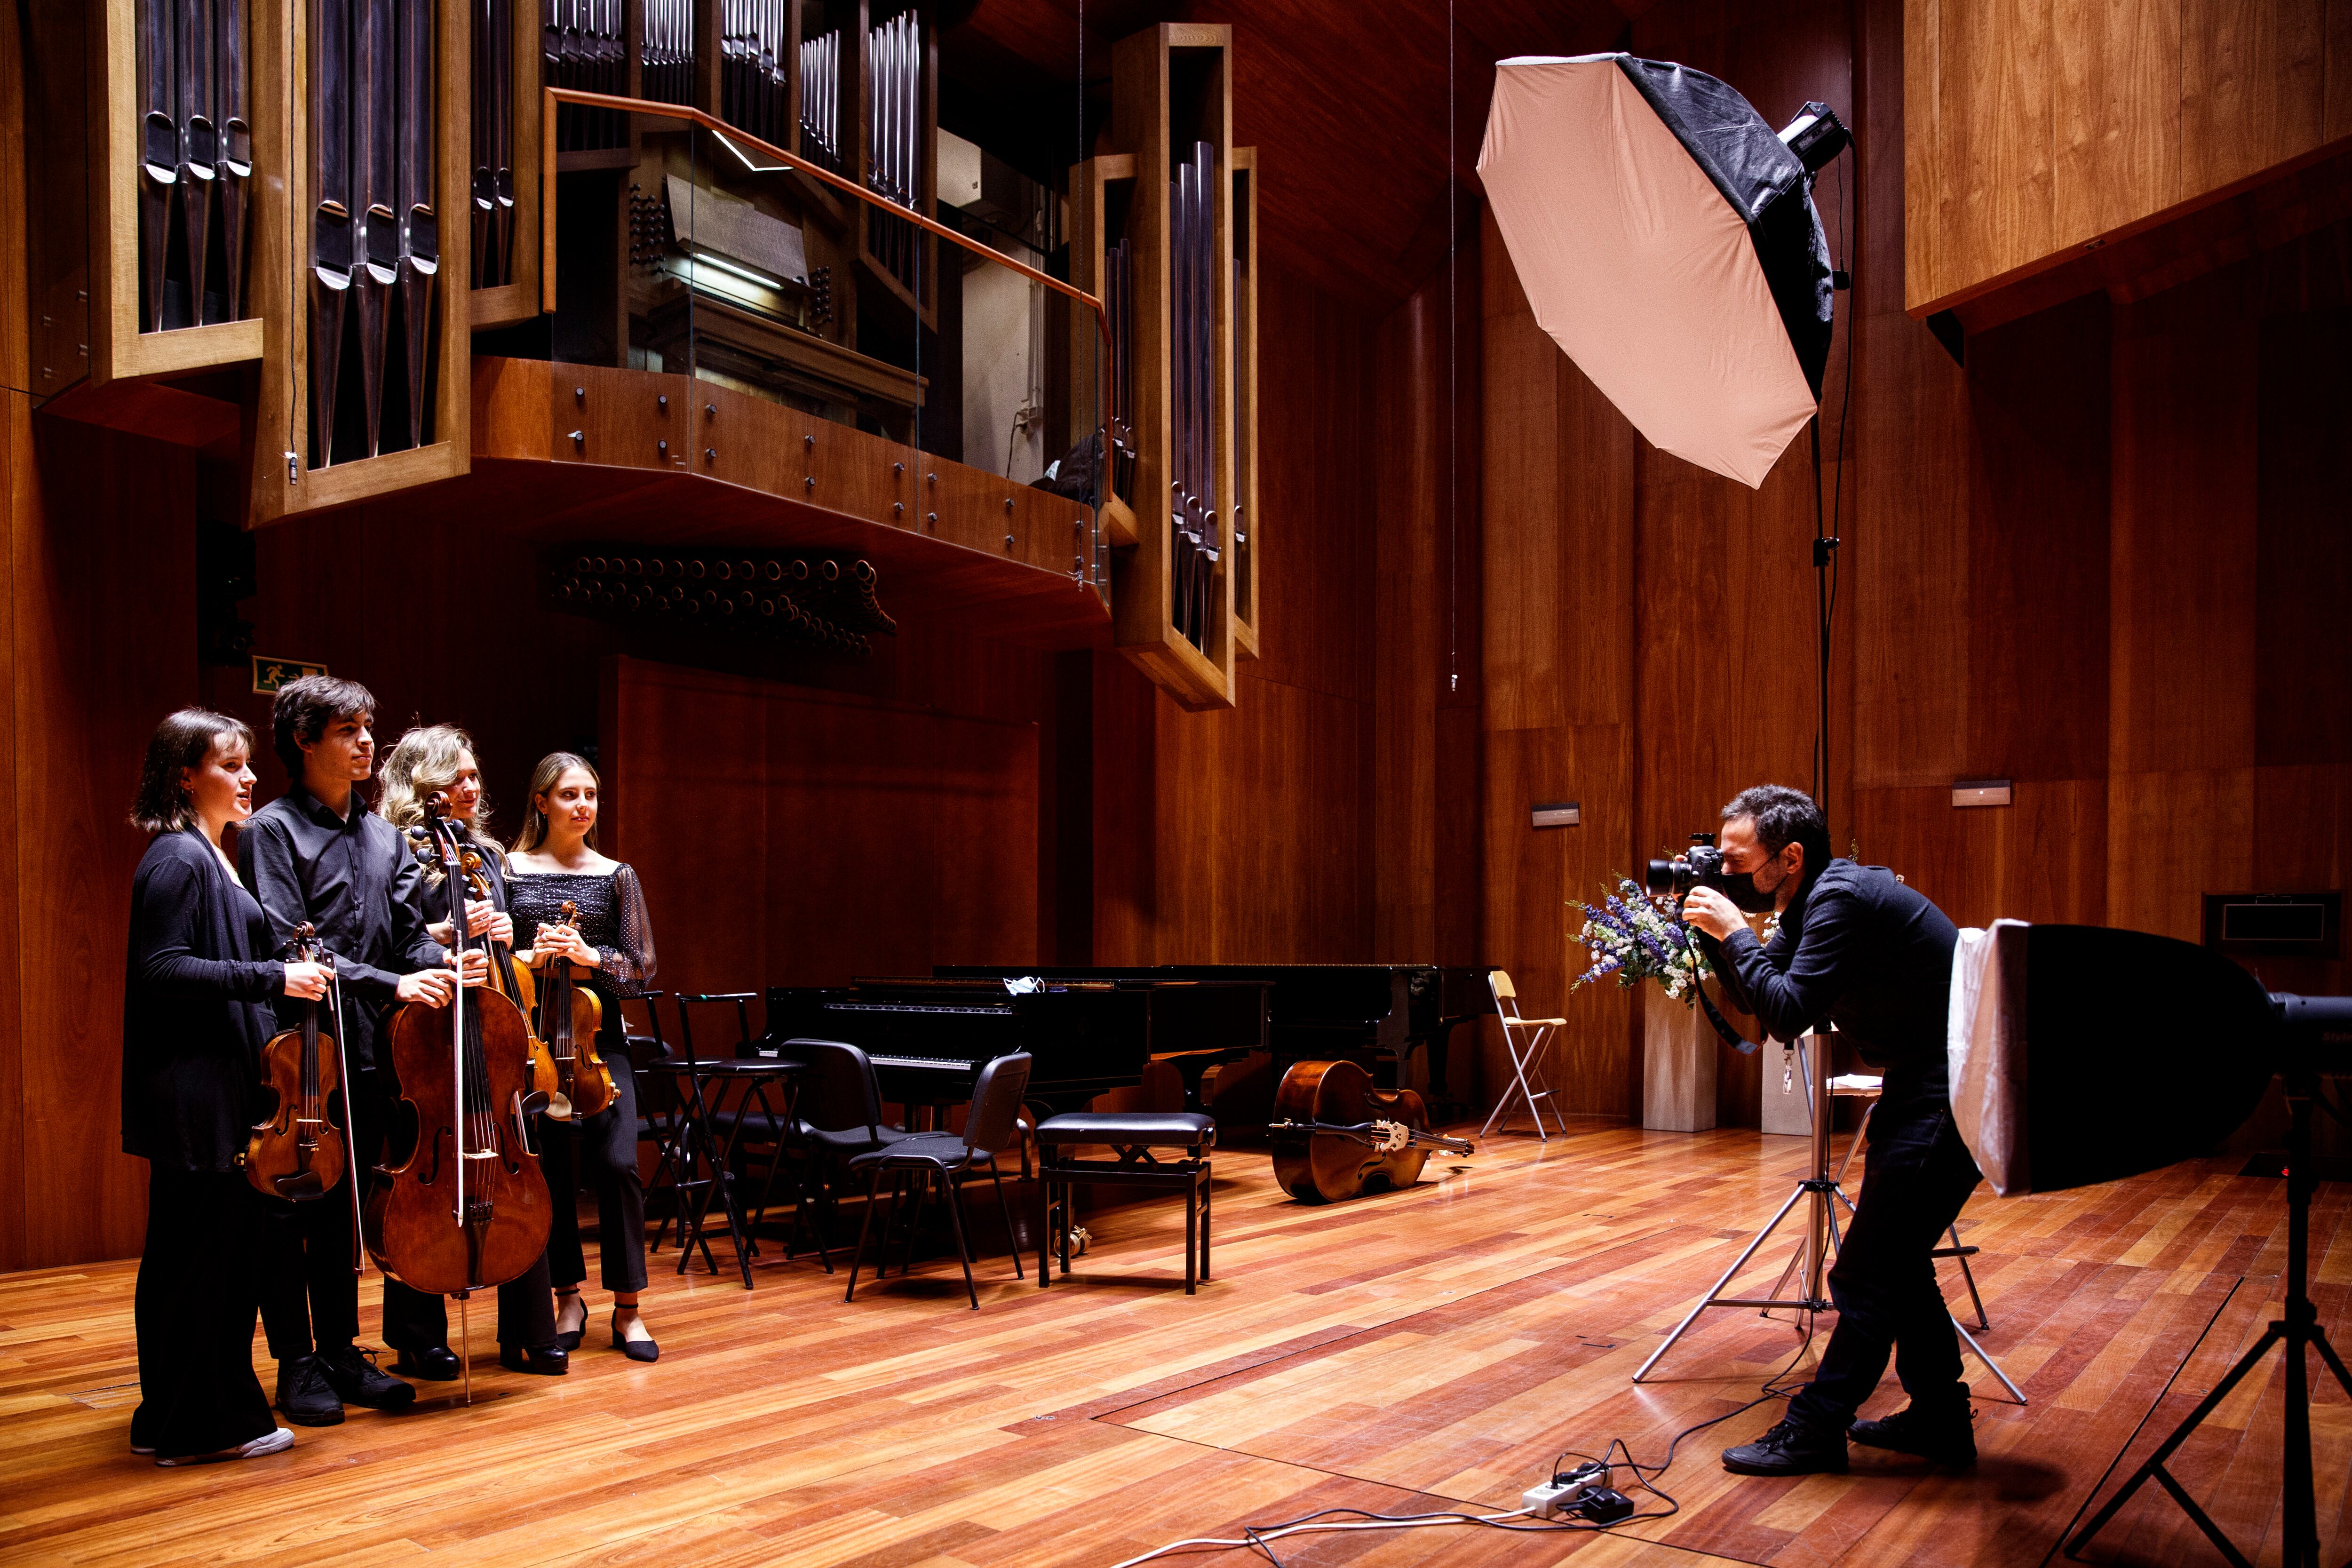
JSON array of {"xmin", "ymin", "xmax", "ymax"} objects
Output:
[{"xmin": 1369, "ymin": 1119, "xmax": 1409, "ymax": 1153}]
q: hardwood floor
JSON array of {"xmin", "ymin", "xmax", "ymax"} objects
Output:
[{"xmin": 0, "ymin": 1122, "xmax": 2341, "ymax": 1568}]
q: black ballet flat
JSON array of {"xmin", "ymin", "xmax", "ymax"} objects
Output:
[
  {"xmin": 391, "ymin": 1346, "xmax": 461, "ymax": 1382},
  {"xmin": 611, "ymin": 1312, "xmax": 660, "ymax": 1363},
  {"xmin": 498, "ymin": 1342, "xmax": 571, "ymax": 1377}
]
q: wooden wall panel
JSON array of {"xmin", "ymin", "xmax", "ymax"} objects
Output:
[
  {"xmin": 1372, "ymin": 248, "xmax": 1488, "ymax": 1035},
  {"xmin": 1908, "ymin": 0, "xmax": 2345, "ymax": 312},
  {"xmin": 1373, "ymin": 288, "xmax": 1440, "ymax": 961},
  {"xmin": 8, "ymin": 418, "xmax": 200, "ymax": 1268},
  {"xmin": 606, "ymin": 657, "xmax": 1039, "ymax": 1010},
  {"xmin": 2052, "ymin": 0, "xmax": 2180, "ymax": 246},
  {"xmin": 2255, "ymin": 306, "xmax": 2352, "ymax": 770},
  {"xmin": 1477, "ymin": 199, "xmax": 1641, "ymax": 1119},
  {"xmin": 2110, "ymin": 271, "xmax": 2260, "ymax": 780},
  {"xmin": 0, "ymin": 395, "xmax": 24, "ymax": 1271},
  {"xmin": 1961, "ymin": 297, "xmax": 2110, "ymax": 783},
  {"xmin": 2180, "ymin": 0, "xmax": 2328, "ymax": 195}
]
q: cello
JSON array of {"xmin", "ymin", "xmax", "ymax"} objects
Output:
[
  {"xmin": 532, "ymin": 899, "xmax": 616, "ymax": 1120},
  {"xmin": 366, "ymin": 801, "xmax": 553, "ymax": 1399},
  {"xmin": 1268, "ymin": 1059, "xmax": 1474, "ymax": 1204},
  {"xmin": 244, "ymin": 923, "xmax": 355, "ymax": 1208},
  {"xmin": 458, "ymin": 844, "xmax": 566, "ymax": 1119}
]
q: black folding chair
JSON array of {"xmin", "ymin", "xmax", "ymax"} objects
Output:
[
  {"xmin": 777, "ymin": 1039, "xmax": 916, "ymax": 1247},
  {"xmin": 845, "ymin": 1052, "xmax": 1031, "ymax": 1310}
]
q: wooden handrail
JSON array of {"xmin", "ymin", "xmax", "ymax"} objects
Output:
[{"xmin": 542, "ymin": 88, "xmax": 1109, "ymax": 344}]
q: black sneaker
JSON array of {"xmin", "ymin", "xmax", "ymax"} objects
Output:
[
  {"xmin": 273, "ymin": 1354, "xmax": 345, "ymax": 1427},
  {"xmin": 1722, "ymin": 1418, "xmax": 1849, "ymax": 1476},
  {"xmin": 1850, "ymin": 1403, "xmax": 1977, "ymax": 1467},
  {"xmin": 318, "ymin": 1344, "xmax": 418, "ymax": 1410}
]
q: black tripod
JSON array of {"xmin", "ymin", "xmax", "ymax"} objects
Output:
[{"xmin": 2066, "ymin": 1035, "xmax": 2351, "ymax": 1568}]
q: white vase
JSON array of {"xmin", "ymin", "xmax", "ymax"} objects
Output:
[{"xmin": 1642, "ymin": 983, "xmax": 1718, "ymax": 1132}]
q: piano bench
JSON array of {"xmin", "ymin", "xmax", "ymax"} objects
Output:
[{"xmin": 1033, "ymin": 1113, "xmax": 1214, "ymax": 1295}]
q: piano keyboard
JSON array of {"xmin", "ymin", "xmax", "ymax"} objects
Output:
[{"xmin": 868, "ymin": 1053, "xmax": 978, "ymax": 1072}]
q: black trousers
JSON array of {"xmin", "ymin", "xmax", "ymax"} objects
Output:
[
  {"xmin": 257, "ymin": 1067, "xmax": 554, "ymax": 1357},
  {"xmin": 543, "ymin": 1037, "xmax": 648, "ymax": 1294},
  {"xmin": 1787, "ymin": 1085, "xmax": 1984, "ymax": 1432},
  {"xmin": 132, "ymin": 1167, "xmax": 276, "ymax": 1460}
]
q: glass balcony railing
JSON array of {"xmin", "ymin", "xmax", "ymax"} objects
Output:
[{"xmin": 539, "ymin": 88, "xmax": 1109, "ymax": 592}]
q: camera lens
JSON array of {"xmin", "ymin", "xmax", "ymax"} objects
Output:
[{"xmin": 1643, "ymin": 859, "xmax": 1684, "ymax": 896}]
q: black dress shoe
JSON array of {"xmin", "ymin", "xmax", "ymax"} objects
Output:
[
  {"xmin": 612, "ymin": 1312, "xmax": 660, "ymax": 1363},
  {"xmin": 1850, "ymin": 1403, "xmax": 1977, "ymax": 1467},
  {"xmin": 320, "ymin": 1344, "xmax": 418, "ymax": 1409},
  {"xmin": 390, "ymin": 1345, "xmax": 461, "ymax": 1382},
  {"xmin": 499, "ymin": 1342, "xmax": 571, "ymax": 1376},
  {"xmin": 1722, "ymin": 1418, "xmax": 1848, "ymax": 1476},
  {"xmin": 273, "ymin": 1354, "xmax": 346, "ymax": 1426}
]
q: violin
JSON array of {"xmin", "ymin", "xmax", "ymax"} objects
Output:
[
  {"xmin": 459, "ymin": 845, "xmax": 565, "ymax": 1119},
  {"xmin": 1269, "ymin": 1059, "xmax": 1473, "ymax": 1204},
  {"xmin": 244, "ymin": 923, "xmax": 352, "ymax": 1205},
  {"xmin": 366, "ymin": 800, "xmax": 552, "ymax": 1382},
  {"xmin": 533, "ymin": 899, "xmax": 616, "ymax": 1120}
]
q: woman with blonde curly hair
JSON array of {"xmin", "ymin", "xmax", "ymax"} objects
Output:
[{"xmin": 375, "ymin": 723, "xmax": 568, "ymax": 1377}]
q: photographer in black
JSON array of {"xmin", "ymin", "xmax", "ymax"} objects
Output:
[{"xmin": 1676, "ymin": 784, "xmax": 1979, "ymax": 1476}]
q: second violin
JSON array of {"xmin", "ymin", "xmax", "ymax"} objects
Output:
[{"xmin": 533, "ymin": 899, "xmax": 616, "ymax": 1120}]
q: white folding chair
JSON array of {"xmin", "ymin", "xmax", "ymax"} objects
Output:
[{"xmin": 1479, "ymin": 970, "xmax": 1568, "ymax": 1140}]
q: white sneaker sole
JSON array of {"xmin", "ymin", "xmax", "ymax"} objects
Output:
[{"xmin": 154, "ymin": 1427, "xmax": 294, "ymax": 1466}]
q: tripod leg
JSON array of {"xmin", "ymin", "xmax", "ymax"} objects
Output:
[
  {"xmin": 1950, "ymin": 1225, "xmax": 1990, "ymax": 1331},
  {"xmin": 1948, "ymin": 1314, "xmax": 2025, "ymax": 1405},
  {"xmin": 2312, "ymin": 1325, "xmax": 2352, "ymax": 1398},
  {"xmin": 2066, "ymin": 1323, "xmax": 2284, "ymax": 1563},
  {"xmin": 1636, "ymin": 1180, "xmax": 1812, "ymax": 1382}
]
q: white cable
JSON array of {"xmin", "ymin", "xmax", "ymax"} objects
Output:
[{"xmin": 1109, "ymin": 1509, "xmax": 1534, "ymax": 1568}]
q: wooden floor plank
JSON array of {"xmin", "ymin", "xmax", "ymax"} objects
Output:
[{"xmin": 0, "ymin": 1126, "xmax": 2339, "ymax": 1568}]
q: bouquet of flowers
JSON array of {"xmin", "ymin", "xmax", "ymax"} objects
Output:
[{"xmin": 1571, "ymin": 879, "xmax": 1711, "ymax": 1003}]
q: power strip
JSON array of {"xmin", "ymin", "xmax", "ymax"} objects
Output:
[{"xmin": 1521, "ymin": 1462, "xmax": 1608, "ymax": 1520}]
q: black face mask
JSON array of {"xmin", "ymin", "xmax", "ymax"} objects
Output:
[{"xmin": 1716, "ymin": 863, "xmax": 1783, "ymax": 914}]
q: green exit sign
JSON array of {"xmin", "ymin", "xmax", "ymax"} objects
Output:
[{"xmin": 250, "ymin": 656, "xmax": 329, "ymax": 695}]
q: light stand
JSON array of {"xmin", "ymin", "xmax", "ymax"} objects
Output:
[
  {"xmin": 2066, "ymin": 1007, "xmax": 2352, "ymax": 1568},
  {"xmin": 1635, "ymin": 1030, "xmax": 1836, "ymax": 1380}
]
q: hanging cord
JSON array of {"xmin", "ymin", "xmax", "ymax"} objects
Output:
[
  {"xmin": 284, "ymin": 0, "xmax": 301, "ymax": 483},
  {"xmin": 1445, "ymin": 0, "xmax": 1458, "ymax": 694}
]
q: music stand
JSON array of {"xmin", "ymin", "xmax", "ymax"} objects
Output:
[{"xmin": 1634, "ymin": 1028, "xmax": 2024, "ymax": 1403}]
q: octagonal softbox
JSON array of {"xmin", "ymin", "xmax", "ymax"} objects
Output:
[
  {"xmin": 1948, "ymin": 921, "xmax": 2279, "ymax": 1195},
  {"xmin": 1478, "ymin": 54, "xmax": 1833, "ymax": 488}
]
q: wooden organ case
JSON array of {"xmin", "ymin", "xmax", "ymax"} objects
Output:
[
  {"xmin": 1072, "ymin": 24, "xmax": 1260, "ymax": 710},
  {"xmin": 49, "ymin": 7, "xmax": 1260, "ymax": 707}
]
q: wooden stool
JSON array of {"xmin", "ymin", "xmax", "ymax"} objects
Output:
[{"xmin": 1033, "ymin": 1113, "xmax": 1214, "ymax": 1294}]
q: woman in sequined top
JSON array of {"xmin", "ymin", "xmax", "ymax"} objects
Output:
[{"xmin": 508, "ymin": 752, "xmax": 663, "ymax": 1362}]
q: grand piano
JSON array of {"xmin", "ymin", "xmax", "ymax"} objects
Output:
[
  {"xmin": 760, "ymin": 975, "xmax": 1270, "ymax": 1112},
  {"xmin": 932, "ymin": 964, "xmax": 1497, "ymax": 1098}
]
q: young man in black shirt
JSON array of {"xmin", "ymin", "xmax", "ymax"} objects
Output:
[
  {"xmin": 239, "ymin": 677, "xmax": 463, "ymax": 1424},
  {"xmin": 1680, "ymin": 784, "xmax": 1981, "ymax": 1476}
]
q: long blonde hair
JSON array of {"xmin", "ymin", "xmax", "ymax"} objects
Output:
[
  {"xmin": 511, "ymin": 751, "xmax": 599, "ymax": 854},
  {"xmin": 379, "ymin": 724, "xmax": 503, "ymax": 853}
]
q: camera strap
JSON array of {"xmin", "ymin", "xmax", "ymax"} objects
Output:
[{"xmin": 1694, "ymin": 979, "xmax": 1760, "ymax": 1054}]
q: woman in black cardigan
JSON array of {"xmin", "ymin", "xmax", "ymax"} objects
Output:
[{"xmin": 123, "ymin": 709, "xmax": 330, "ymax": 1465}]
